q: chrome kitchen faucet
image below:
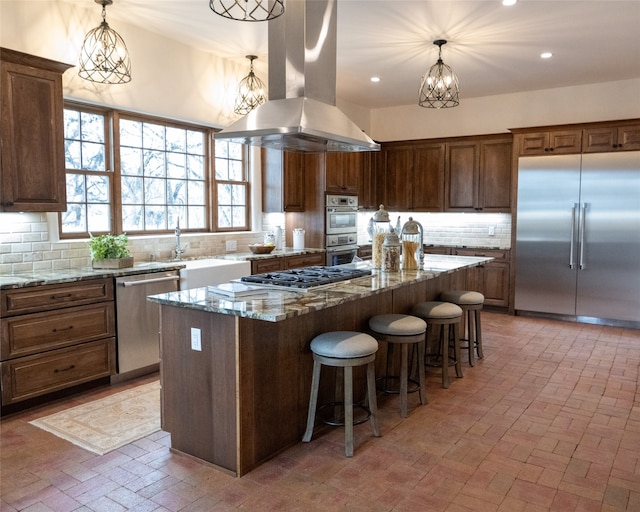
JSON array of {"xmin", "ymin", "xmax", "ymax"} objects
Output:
[{"xmin": 174, "ymin": 220, "xmax": 187, "ymax": 260}]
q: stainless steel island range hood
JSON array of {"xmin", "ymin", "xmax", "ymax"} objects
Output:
[{"xmin": 214, "ymin": 0, "xmax": 379, "ymax": 152}]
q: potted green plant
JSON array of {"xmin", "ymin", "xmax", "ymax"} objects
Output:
[{"xmin": 88, "ymin": 233, "xmax": 134, "ymax": 269}]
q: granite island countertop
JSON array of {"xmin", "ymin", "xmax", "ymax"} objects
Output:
[{"xmin": 147, "ymin": 255, "xmax": 492, "ymax": 322}]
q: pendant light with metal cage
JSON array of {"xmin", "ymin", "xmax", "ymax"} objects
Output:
[
  {"xmin": 418, "ymin": 39, "xmax": 460, "ymax": 109},
  {"xmin": 78, "ymin": 0, "xmax": 131, "ymax": 85},
  {"xmin": 234, "ymin": 55, "xmax": 267, "ymax": 115},
  {"xmin": 209, "ymin": 0, "xmax": 284, "ymax": 22}
]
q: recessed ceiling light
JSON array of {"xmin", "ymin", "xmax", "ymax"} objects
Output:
[
  {"xmin": 540, "ymin": 52, "xmax": 553, "ymax": 59},
  {"xmin": 370, "ymin": 76, "xmax": 380, "ymax": 83},
  {"xmin": 502, "ymin": 0, "xmax": 517, "ymax": 6}
]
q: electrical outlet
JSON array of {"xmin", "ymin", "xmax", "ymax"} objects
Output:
[
  {"xmin": 190, "ymin": 327, "xmax": 202, "ymax": 351},
  {"xmin": 226, "ymin": 240, "xmax": 237, "ymax": 252},
  {"xmin": 488, "ymin": 225, "xmax": 496, "ymax": 236}
]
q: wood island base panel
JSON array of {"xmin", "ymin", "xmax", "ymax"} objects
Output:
[{"xmin": 149, "ymin": 256, "xmax": 491, "ymax": 476}]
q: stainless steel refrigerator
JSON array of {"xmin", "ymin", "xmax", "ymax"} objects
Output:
[{"xmin": 515, "ymin": 151, "xmax": 640, "ymax": 324}]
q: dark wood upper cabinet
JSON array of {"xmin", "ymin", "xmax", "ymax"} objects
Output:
[
  {"xmin": 445, "ymin": 141, "xmax": 478, "ymax": 211},
  {"xmin": 261, "ymin": 148, "xmax": 305, "ymax": 212},
  {"xmin": 478, "ymin": 137, "xmax": 512, "ymax": 211},
  {"xmin": 1, "ymin": 48, "xmax": 72, "ymax": 212},
  {"xmin": 325, "ymin": 152, "xmax": 362, "ymax": 195}
]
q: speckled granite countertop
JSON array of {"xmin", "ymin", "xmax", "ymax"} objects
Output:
[
  {"xmin": 147, "ymin": 255, "xmax": 492, "ymax": 323},
  {"xmin": 0, "ymin": 261, "xmax": 186, "ymax": 290}
]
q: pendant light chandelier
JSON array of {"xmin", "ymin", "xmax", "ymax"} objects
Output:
[
  {"xmin": 78, "ymin": 0, "xmax": 131, "ymax": 84},
  {"xmin": 418, "ymin": 39, "xmax": 460, "ymax": 109},
  {"xmin": 209, "ymin": 0, "xmax": 285, "ymax": 22},
  {"xmin": 234, "ymin": 55, "xmax": 267, "ymax": 115}
]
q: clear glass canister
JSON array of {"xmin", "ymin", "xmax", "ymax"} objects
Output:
[
  {"xmin": 400, "ymin": 217, "xmax": 424, "ymax": 270},
  {"xmin": 371, "ymin": 204, "xmax": 390, "ymax": 269},
  {"xmin": 382, "ymin": 227, "xmax": 401, "ymax": 272}
]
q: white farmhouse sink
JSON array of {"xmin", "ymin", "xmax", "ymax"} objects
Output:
[{"xmin": 179, "ymin": 258, "xmax": 251, "ymax": 290}]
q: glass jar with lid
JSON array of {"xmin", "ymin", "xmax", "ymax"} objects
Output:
[
  {"xmin": 382, "ymin": 227, "xmax": 401, "ymax": 272},
  {"xmin": 400, "ymin": 217, "xmax": 424, "ymax": 270},
  {"xmin": 371, "ymin": 204, "xmax": 390, "ymax": 269}
]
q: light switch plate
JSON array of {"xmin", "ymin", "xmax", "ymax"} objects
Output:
[
  {"xmin": 226, "ymin": 240, "xmax": 237, "ymax": 252},
  {"xmin": 190, "ymin": 327, "xmax": 202, "ymax": 351}
]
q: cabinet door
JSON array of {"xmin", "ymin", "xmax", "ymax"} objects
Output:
[
  {"xmin": 251, "ymin": 258, "xmax": 285, "ymax": 274},
  {"xmin": 379, "ymin": 146, "xmax": 411, "ymax": 210},
  {"xmin": 518, "ymin": 130, "xmax": 582, "ymax": 155},
  {"xmin": 445, "ymin": 142, "xmax": 479, "ymax": 211},
  {"xmin": 0, "ymin": 50, "xmax": 72, "ymax": 212},
  {"xmin": 411, "ymin": 144, "xmax": 444, "ymax": 211},
  {"xmin": 479, "ymin": 138, "xmax": 512, "ymax": 211},
  {"xmin": 583, "ymin": 124, "xmax": 640, "ymax": 153},
  {"xmin": 285, "ymin": 252, "xmax": 325, "ymax": 269},
  {"xmin": 325, "ymin": 152, "xmax": 361, "ymax": 194},
  {"xmin": 261, "ymin": 149, "xmax": 305, "ymax": 212}
]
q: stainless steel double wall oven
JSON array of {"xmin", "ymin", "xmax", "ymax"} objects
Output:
[{"xmin": 325, "ymin": 194, "xmax": 359, "ymax": 265}]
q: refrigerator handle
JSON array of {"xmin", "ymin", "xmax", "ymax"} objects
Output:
[
  {"xmin": 579, "ymin": 202, "xmax": 587, "ymax": 270},
  {"xmin": 569, "ymin": 203, "xmax": 577, "ymax": 269}
]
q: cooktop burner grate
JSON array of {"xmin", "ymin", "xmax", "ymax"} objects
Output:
[{"xmin": 240, "ymin": 265, "xmax": 371, "ymax": 289}]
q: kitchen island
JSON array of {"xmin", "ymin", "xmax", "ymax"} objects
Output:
[{"xmin": 148, "ymin": 255, "xmax": 491, "ymax": 476}]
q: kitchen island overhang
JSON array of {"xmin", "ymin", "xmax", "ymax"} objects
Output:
[{"xmin": 148, "ymin": 255, "xmax": 492, "ymax": 476}]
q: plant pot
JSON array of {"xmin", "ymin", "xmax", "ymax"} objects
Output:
[{"xmin": 92, "ymin": 257, "xmax": 134, "ymax": 269}]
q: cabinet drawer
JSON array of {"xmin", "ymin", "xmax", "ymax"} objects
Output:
[
  {"xmin": 251, "ymin": 258, "xmax": 285, "ymax": 274},
  {"xmin": 1, "ymin": 303, "xmax": 115, "ymax": 360},
  {"xmin": 1, "ymin": 279, "xmax": 114, "ymax": 316},
  {"xmin": 285, "ymin": 253, "xmax": 325, "ymax": 269},
  {"xmin": 1, "ymin": 338, "xmax": 116, "ymax": 405}
]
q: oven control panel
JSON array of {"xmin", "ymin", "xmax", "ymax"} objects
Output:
[
  {"xmin": 326, "ymin": 194, "xmax": 358, "ymax": 208},
  {"xmin": 326, "ymin": 233, "xmax": 357, "ymax": 247}
]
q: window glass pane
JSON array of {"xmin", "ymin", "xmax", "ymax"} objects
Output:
[
  {"xmin": 167, "ymin": 153, "xmax": 186, "ymax": 179},
  {"xmin": 145, "ymin": 206, "xmax": 166, "ymax": 230},
  {"xmin": 214, "ymin": 158, "xmax": 228, "ymax": 180},
  {"xmin": 120, "ymin": 119, "xmax": 142, "ymax": 146},
  {"xmin": 231, "ymin": 184, "xmax": 246, "ymax": 205},
  {"xmin": 215, "ymin": 139, "xmax": 229, "ymax": 158},
  {"xmin": 87, "ymin": 204, "xmax": 111, "ymax": 232},
  {"xmin": 218, "ymin": 206, "xmax": 232, "ymax": 228},
  {"xmin": 187, "ymin": 154, "xmax": 205, "ymax": 180},
  {"xmin": 166, "ymin": 127, "xmax": 186, "ymax": 152},
  {"xmin": 143, "ymin": 123, "xmax": 165, "ymax": 150},
  {"xmin": 145, "ymin": 178, "xmax": 165, "ymax": 204},
  {"xmin": 66, "ymin": 173, "xmax": 86, "ymax": 202},
  {"xmin": 232, "ymin": 206, "xmax": 246, "ymax": 227},
  {"xmin": 144, "ymin": 150, "xmax": 166, "ymax": 177},
  {"xmin": 64, "ymin": 110, "xmax": 80, "ymax": 139},
  {"xmin": 121, "ymin": 176, "xmax": 143, "ymax": 204},
  {"xmin": 228, "ymin": 142, "xmax": 243, "ymax": 160},
  {"xmin": 121, "ymin": 147, "xmax": 142, "ymax": 176},
  {"xmin": 122, "ymin": 205, "xmax": 144, "ymax": 231},
  {"xmin": 188, "ymin": 206, "xmax": 206, "ymax": 228},
  {"xmin": 217, "ymin": 183, "xmax": 231, "ymax": 204},
  {"xmin": 62, "ymin": 204, "xmax": 86, "ymax": 233},
  {"xmin": 229, "ymin": 160, "xmax": 243, "ymax": 181},
  {"xmin": 188, "ymin": 181, "xmax": 205, "ymax": 205},
  {"xmin": 167, "ymin": 207, "xmax": 186, "ymax": 229},
  {"xmin": 65, "ymin": 140, "xmax": 81, "ymax": 169},
  {"xmin": 81, "ymin": 142, "xmax": 105, "ymax": 171},
  {"xmin": 86, "ymin": 175, "xmax": 110, "ymax": 203},
  {"xmin": 167, "ymin": 179, "xmax": 187, "ymax": 205},
  {"xmin": 81, "ymin": 112, "xmax": 104, "ymax": 143},
  {"xmin": 187, "ymin": 131, "xmax": 205, "ymax": 155}
]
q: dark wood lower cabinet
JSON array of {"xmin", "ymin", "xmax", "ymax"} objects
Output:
[{"xmin": 455, "ymin": 249, "xmax": 510, "ymax": 307}]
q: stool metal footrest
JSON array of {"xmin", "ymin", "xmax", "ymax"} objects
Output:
[
  {"xmin": 317, "ymin": 402, "xmax": 371, "ymax": 427},
  {"xmin": 376, "ymin": 375, "xmax": 421, "ymax": 395}
]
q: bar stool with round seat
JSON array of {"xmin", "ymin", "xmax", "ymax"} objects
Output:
[
  {"xmin": 412, "ymin": 301, "xmax": 463, "ymax": 389},
  {"xmin": 368, "ymin": 314, "xmax": 427, "ymax": 418},
  {"xmin": 302, "ymin": 331, "xmax": 381, "ymax": 457},
  {"xmin": 440, "ymin": 290, "xmax": 484, "ymax": 367}
]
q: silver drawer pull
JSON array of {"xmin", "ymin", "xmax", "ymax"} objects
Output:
[{"xmin": 121, "ymin": 275, "xmax": 180, "ymax": 287}]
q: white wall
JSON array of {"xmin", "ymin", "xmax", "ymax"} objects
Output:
[{"xmin": 370, "ymin": 79, "xmax": 640, "ymax": 142}]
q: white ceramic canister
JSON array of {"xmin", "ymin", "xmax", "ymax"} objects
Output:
[
  {"xmin": 293, "ymin": 228, "xmax": 305, "ymax": 250},
  {"xmin": 274, "ymin": 226, "xmax": 284, "ymax": 250}
]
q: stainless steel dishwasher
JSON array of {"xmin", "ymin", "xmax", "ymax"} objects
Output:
[{"xmin": 113, "ymin": 271, "xmax": 180, "ymax": 382}]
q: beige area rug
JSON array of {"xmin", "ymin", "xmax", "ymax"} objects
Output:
[{"xmin": 29, "ymin": 381, "xmax": 160, "ymax": 455}]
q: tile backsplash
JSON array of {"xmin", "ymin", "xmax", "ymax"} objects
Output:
[{"xmin": 1, "ymin": 211, "xmax": 510, "ymax": 274}]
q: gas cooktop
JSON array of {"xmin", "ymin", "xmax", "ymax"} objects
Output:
[{"xmin": 240, "ymin": 265, "xmax": 371, "ymax": 290}]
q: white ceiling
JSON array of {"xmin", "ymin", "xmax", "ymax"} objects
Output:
[{"xmin": 65, "ymin": 0, "xmax": 640, "ymax": 109}]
